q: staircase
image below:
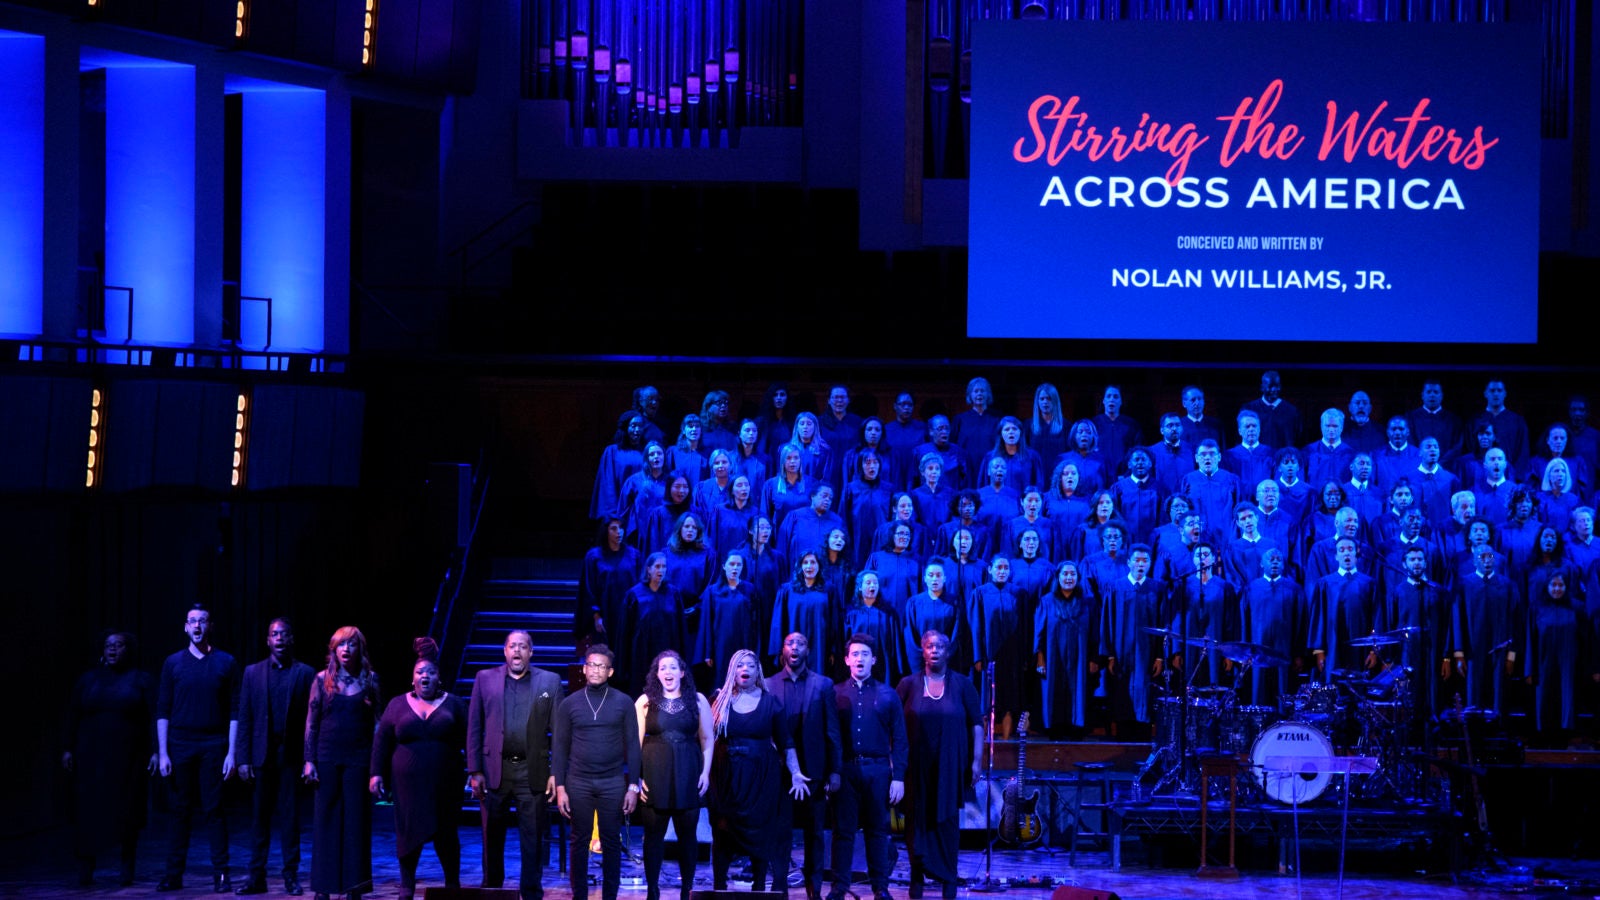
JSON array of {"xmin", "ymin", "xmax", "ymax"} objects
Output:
[{"xmin": 454, "ymin": 557, "xmax": 582, "ymax": 695}]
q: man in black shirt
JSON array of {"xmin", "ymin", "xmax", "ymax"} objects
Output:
[
  {"xmin": 828, "ymin": 635, "xmax": 908, "ymax": 900},
  {"xmin": 766, "ymin": 633, "xmax": 843, "ymax": 900},
  {"xmin": 156, "ymin": 604, "xmax": 241, "ymax": 893},
  {"xmin": 553, "ymin": 645, "xmax": 642, "ymax": 900},
  {"xmin": 468, "ymin": 631, "xmax": 564, "ymax": 900},
  {"xmin": 235, "ymin": 618, "xmax": 314, "ymax": 895}
]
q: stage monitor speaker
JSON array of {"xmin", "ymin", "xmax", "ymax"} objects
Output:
[
  {"xmin": 421, "ymin": 889, "xmax": 519, "ymax": 899},
  {"xmin": 691, "ymin": 892, "xmax": 784, "ymax": 900},
  {"xmin": 1050, "ymin": 887, "xmax": 1120, "ymax": 900}
]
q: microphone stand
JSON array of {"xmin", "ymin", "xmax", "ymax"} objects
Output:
[
  {"xmin": 971, "ymin": 661, "xmax": 1007, "ymax": 892},
  {"xmin": 1148, "ymin": 561, "xmax": 1207, "ymax": 799}
]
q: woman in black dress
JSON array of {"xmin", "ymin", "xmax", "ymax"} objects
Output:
[
  {"xmin": 305, "ymin": 626, "xmax": 380, "ymax": 900},
  {"xmin": 896, "ymin": 631, "xmax": 982, "ymax": 900},
  {"xmin": 708, "ymin": 649, "xmax": 810, "ymax": 893},
  {"xmin": 633, "ymin": 651, "xmax": 715, "ymax": 900},
  {"xmin": 62, "ymin": 630, "xmax": 156, "ymax": 887},
  {"xmin": 370, "ymin": 638, "xmax": 466, "ymax": 900}
]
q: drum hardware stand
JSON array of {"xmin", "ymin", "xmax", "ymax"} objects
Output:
[
  {"xmin": 971, "ymin": 661, "xmax": 1008, "ymax": 893},
  {"xmin": 1146, "ymin": 564, "xmax": 1208, "ymax": 799}
]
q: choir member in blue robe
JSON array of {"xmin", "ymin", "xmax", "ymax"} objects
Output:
[
  {"xmin": 1225, "ymin": 410, "xmax": 1276, "ymax": 491},
  {"xmin": 1525, "ymin": 572, "xmax": 1581, "ymax": 736},
  {"xmin": 1149, "ymin": 495, "xmax": 1193, "ymax": 565},
  {"xmin": 1498, "ymin": 489, "xmax": 1542, "ymax": 586},
  {"xmin": 1452, "ymin": 546, "xmax": 1523, "ymax": 713},
  {"xmin": 865, "ymin": 522, "xmax": 923, "ymax": 621},
  {"xmin": 910, "ymin": 453, "xmax": 956, "ymax": 537},
  {"xmin": 699, "ymin": 391, "xmax": 738, "ymax": 456},
  {"xmin": 1385, "ymin": 546, "xmax": 1452, "ymax": 718},
  {"xmin": 1562, "ymin": 508, "xmax": 1600, "ymax": 575},
  {"xmin": 1225, "ymin": 503, "xmax": 1278, "ymax": 587},
  {"xmin": 903, "ymin": 559, "xmax": 967, "ymax": 677},
  {"xmin": 626, "ymin": 554, "xmax": 689, "ymax": 692},
  {"xmin": 733, "ymin": 516, "xmax": 786, "ymax": 651},
  {"xmin": 820, "ymin": 529, "xmax": 856, "ymax": 613},
  {"xmin": 1004, "ymin": 488, "xmax": 1054, "ymax": 560},
  {"xmin": 1411, "ymin": 438, "xmax": 1462, "ymax": 532},
  {"xmin": 1343, "ymin": 392, "xmax": 1383, "ymax": 455},
  {"xmin": 697, "ymin": 552, "xmax": 761, "ymax": 686},
  {"xmin": 667, "ymin": 414, "xmax": 710, "ymax": 485},
  {"xmin": 1056, "ymin": 420, "xmax": 1109, "ymax": 496},
  {"xmin": 615, "ymin": 385, "xmax": 667, "ymax": 447},
  {"xmin": 777, "ymin": 483, "xmax": 845, "ymax": 565},
  {"xmin": 1371, "ymin": 480, "xmax": 1421, "ymax": 550},
  {"xmin": 977, "ymin": 458, "xmax": 1022, "ymax": 537},
  {"xmin": 943, "ymin": 528, "xmax": 986, "ymax": 611},
  {"xmin": 1273, "ymin": 449, "xmax": 1315, "ymax": 537},
  {"xmin": 1531, "ymin": 424, "xmax": 1593, "ymax": 500},
  {"xmin": 665, "ymin": 514, "xmax": 717, "ymax": 613},
  {"xmin": 970, "ymin": 555, "xmax": 1031, "ymax": 736},
  {"xmin": 711, "ymin": 477, "xmax": 759, "ymax": 560},
  {"xmin": 1537, "ymin": 458, "xmax": 1581, "ymax": 535},
  {"xmin": 1010, "ymin": 527, "xmax": 1056, "ymax": 609},
  {"xmin": 1241, "ymin": 371, "xmax": 1301, "ymax": 451},
  {"xmin": 1446, "ymin": 519, "xmax": 1505, "ymax": 593},
  {"xmin": 1309, "ymin": 538, "xmax": 1383, "ymax": 678},
  {"xmin": 953, "ymin": 378, "xmax": 1001, "ymax": 489},
  {"xmin": 694, "ymin": 451, "xmax": 737, "ymax": 527},
  {"xmin": 1304, "ymin": 482, "xmax": 1348, "ymax": 557},
  {"xmin": 577, "ymin": 518, "xmax": 642, "ymax": 652},
  {"xmin": 1239, "ymin": 549, "xmax": 1306, "ymax": 706},
  {"xmin": 761, "ymin": 444, "xmax": 814, "ymax": 532},
  {"xmin": 592, "ymin": 415, "xmax": 648, "ymax": 521},
  {"xmin": 843, "ymin": 417, "xmax": 899, "ymax": 498},
  {"xmin": 884, "ymin": 392, "xmax": 927, "ymax": 493},
  {"xmin": 620, "ymin": 442, "xmax": 669, "ymax": 542},
  {"xmin": 1180, "ymin": 386, "xmax": 1223, "ymax": 449},
  {"xmin": 792, "ymin": 413, "xmax": 839, "ymax": 492},
  {"xmin": 1028, "ymin": 384, "xmax": 1070, "ymax": 464},
  {"xmin": 733, "ymin": 420, "xmax": 769, "ymax": 491},
  {"xmin": 1344, "ymin": 455, "xmax": 1386, "ymax": 528},
  {"xmin": 641, "ymin": 473, "xmax": 696, "ymax": 556},
  {"xmin": 1566, "ymin": 397, "xmax": 1600, "ymax": 477},
  {"xmin": 1408, "ymin": 381, "xmax": 1463, "ymax": 465},
  {"xmin": 1304, "ymin": 516, "xmax": 1378, "ymax": 587},
  {"xmin": 1373, "ymin": 417, "xmax": 1422, "ymax": 491},
  {"xmin": 1092, "ymin": 385, "xmax": 1142, "ymax": 477},
  {"xmin": 1034, "ymin": 561, "xmax": 1099, "ymax": 738},
  {"xmin": 1254, "ymin": 481, "xmax": 1300, "ymax": 574},
  {"xmin": 1170, "ymin": 543, "xmax": 1238, "ymax": 687},
  {"xmin": 1472, "ymin": 449, "xmax": 1517, "ymax": 526},
  {"xmin": 1068, "ymin": 491, "xmax": 1127, "ymax": 563},
  {"xmin": 1467, "ymin": 380, "xmax": 1531, "ymax": 469},
  {"xmin": 1147, "ymin": 414, "xmax": 1195, "ymax": 501},
  {"xmin": 1109, "ymin": 448, "xmax": 1161, "ymax": 548},
  {"xmin": 937, "ymin": 492, "xmax": 993, "ymax": 567},
  {"xmin": 1377, "ymin": 510, "xmax": 1446, "ymax": 595},
  {"xmin": 913, "ymin": 416, "xmax": 969, "ymax": 494},
  {"xmin": 770, "ymin": 551, "xmax": 841, "ymax": 668},
  {"xmin": 817, "ymin": 385, "xmax": 863, "ymax": 475},
  {"xmin": 872, "ymin": 493, "xmax": 929, "ymax": 560},
  {"xmin": 842, "ymin": 571, "xmax": 906, "ymax": 685},
  {"xmin": 1181, "ymin": 441, "xmax": 1241, "ymax": 547},
  {"xmin": 1081, "ymin": 524, "xmax": 1131, "ymax": 602},
  {"xmin": 841, "ymin": 451, "xmax": 894, "ymax": 570},
  {"xmin": 1099, "ymin": 545, "xmax": 1165, "ymax": 735},
  {"xmin": 982, "ymin": 417, "xmax": 1046, "ymax": 500},
  {"xmin": 1452, "ymin": 424, "xmax": 1499, "ymax": 498},
  {"xmin": 1154, "ymin": 513, "xmax": 1206, "ymax": 587},
  {"xmin": 1524, "ymin": 527, "xmax": 1583, "ymax": 610},
  {"xmin": 1046, "ymin": 462, "xmax": 1092, "ymax": 558},
  {"xmin": 757, "ymin": 383, "xmax": 793, "ymax": 471}
]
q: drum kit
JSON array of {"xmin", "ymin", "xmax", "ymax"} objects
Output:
[{"xmin": 1138, "ymin": 625, "xmax": 1433, "ymax": 806}]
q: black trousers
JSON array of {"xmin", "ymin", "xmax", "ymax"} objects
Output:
[
  {"xmin": 830, "ymin": 759, "xmax": 892, "ymax": 896},
  {"xmin": 786, "ymin": 794, "xmax": 827, "ymax": 895},
  {"xmin": 310, "ymin": 761, "xmax": 371, "ymax": 895},
  {"xmin": 482, "ymin": 759, "xmax": 549, "ymax": 900},
  {"xmin": 638, "ymin": 805, "xmax": 698, "ymax": 900},
  {"xmin": 165, "ymin": 734, "xmax": 229, "ymax": 877},
  {"xmin": 565, "ymin": 773, "xmax": 626, "ymax": 900},
  {"xmin": 246, "ymin": 760, "xmax": 305, "ymax": 879}
]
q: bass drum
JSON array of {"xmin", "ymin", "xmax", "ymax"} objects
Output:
[{"xmin": 1251, "ymin": 720, "xmax": 1335, "ymax": 804}]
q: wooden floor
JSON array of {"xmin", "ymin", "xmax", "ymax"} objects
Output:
[{"xmin": 9, "ymin": 802, "xmax": 1598, "ymax": 900}]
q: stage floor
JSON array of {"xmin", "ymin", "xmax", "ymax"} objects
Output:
[{"xmin": 7, "ymin": 803, "xmax": 1597, "ymax": 900}]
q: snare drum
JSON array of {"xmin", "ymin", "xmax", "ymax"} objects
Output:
[
  {"xmin": 1154, "ymin": 695, "xmax": 1220, "ymax": 749},
  {"xmin": 1220, "ymin": 704, "xmax": 1281, "ymax": 754},
  {"xmin": 1295, "ymin": 682, "xmax": 1341, "ymax": 715},
  {"xmin": 1251, "ymin": 720, "xmax": 1335, "ymax": 804}
]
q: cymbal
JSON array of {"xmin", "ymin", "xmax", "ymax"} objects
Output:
[
  {"xmin": 1216, "ymin": 640, "xmax": 1290, "ymax": 668},
  {"xmin": 1185, "ymin": 635, "xmax": 1220, "ymax": 648},
  {"xmin": 1142, "ymin": 626, "xmax": 1182, "ymax": 640},
  {"xmin": 1348, "ymin": 633, "xmax": 1400, "ymax": 648},
  {"xmin": 1384, "ymin": 626, "xmax": 1423, "ymax": 638}
]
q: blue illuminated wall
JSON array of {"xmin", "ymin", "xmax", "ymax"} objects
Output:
[
  {"xmin": 104, "ymin": 64, "xmax": 196, "ymax": 345},
  {"xmin": 241, "ymin": 89, "xmax": 326, "ymax": 352},
  {"xmin": 0, "ymin": 31, "xmax": 45, "ymax": 336}
]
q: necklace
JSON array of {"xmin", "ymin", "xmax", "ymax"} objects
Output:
[
  {"xmin": 584, "ymin": 687, "xmax": 609, "ymax": 721},
  {"xmin": 923, "ymin": 672, "xmax": 946, "ymax": 700}
]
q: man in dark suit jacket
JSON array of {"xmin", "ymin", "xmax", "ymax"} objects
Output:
[
  {"xmin": 235, "ymin": 617, "xmax": 315, "ymax": 896},
  {"xmin": 468, "ymin": 631, "xmax": 564, "ymax": 900},
  {"xmin": 765, "ymin": 633, "xmax": 843, "ymax": 900}
]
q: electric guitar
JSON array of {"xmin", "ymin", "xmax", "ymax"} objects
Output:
[{"xmin": 999, "ymin": 712, "xmax": 1044, "ymax": 845}]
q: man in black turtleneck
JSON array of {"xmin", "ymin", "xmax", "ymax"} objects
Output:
[{"xmin": 553, "ymin": 645, "xmax": 641, "ymax": 900}]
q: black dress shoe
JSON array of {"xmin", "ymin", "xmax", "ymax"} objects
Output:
[
  {"xmin": 314, "ymin": 893, "xmax": 330, "ymax": 900},
  {"xmin": 157, "ymin": 876, "xmax": 184, "ymax": 891},
  {"xmin": 236, "ymin": 876, "xmax": 269, "ymax": 895},
  {"xmin": 284, "ymin": 875, "xmax": 303, "ymax": 895},
  {"xmin": 214, "ymin": 873, "xmax": 232, "ymax": 893}
]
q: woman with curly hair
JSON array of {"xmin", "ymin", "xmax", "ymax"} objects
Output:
[
  {"xmin": 306, "ymin": 626, "xmax": 380, "ymax": 900},
  {"xmin": 633, "ymin": 651, "xmax": 714, "ymax": 900}
]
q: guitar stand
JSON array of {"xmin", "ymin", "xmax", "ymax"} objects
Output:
[{"xmin": 971, "ymin": 662, "xmax": 1007, "ymax": 893}]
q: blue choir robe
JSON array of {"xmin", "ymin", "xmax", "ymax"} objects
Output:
[
  {"xmin": 1408, "ymin": 406, "xmax": 1464, "ymax": 464},
  {"xmin": 1451, "ymin": 572, "xmax": 1524, "ymax": 713},
  {"xmin": 1376, "ymin": 536, "xmax": 1446, "ymax": 595},
  {"xmin": 640, "ymin": 502, "xmax": 694, "ymax": 557},
  {"xmin": 667, "ymin": 445, "xmax": 709, "ymax": 484},
  {"xmin": 1223, "ymin": 444, "xmax": 1276, "ymax": 496},
  {"xmin": 1034, "ymin": 589, "xmax": 1098, "ymax": 732},
  {"xmin": 872, "ymin": 517, "xmax": 930, "ymax": 559},
  {"xmin": 981, "ymin": 448, "xmax": 1046, "ymax": 499},
  {"xmin": 1344, "ymin": 481, "xmax": 1385, "ymax": 528},
  {"xmin": 1447, "ymin": 548, "xmax": 1507, "ymax": 594},
  {"xmin": 733, "ymin": 544, "xmax": 787, "ymax": 651},
  {"xmin": 841, "ymin": 480, "xmax": 895, "ymax": 569},
  {"xmin": 1031, "ymin": 427, "xmax": 1069, "ymax": 466},
  {"xmin": 1346, "ymin": 419, "xmax": 1385, "ymax": 456},
  {"xmin": 1046, "ymin": 495, "xmax": 1091, "ymax": 555},
  {"xmin": 577, "ymin": 544, "xmax": 641, "ymax": 646},
  {"xmin": 794, "ymin": 438, "xmax": 838, "ymax": 492},
  {"xmin": 710, "ymin": 502, "xmax": 759, "ymax": 560},
  {"xmin": 820, "ymin": 555, "xmax": 856, "ymax": 619},
  {"xmin": 1181, "ymin": 470, "xmax": 1242, "ymax": 541},
  {"xmin": 757, "ymin": 416, "xmax": 793, "ymax": 472},
  {"xmin": 732, "ymin": 449, "xmax": 768, "ymax": 492},
  {"xmin": 1171, "ymin": 575, "xmax": 1238, "ymax": 685},
  {"xmin": 1373, "ymin": 444, "xmax": 1421, "ymax": 491},
  {"xmin": 968, "ymin": 582, "xmax": 1029, "ymax": 718},
  {"xmin": 1240, "ymin": 575, "xmax": 1307, "ymax": 705},
  {"xmin": 902, "ymin": 591, "xmax": 966, "ymax": 675},
  {"xmin": 818, "ymin": 413, "xmax": 862, "ymax": 467},
  {"xmin": 1385, "ymin": 577, "xmax": 1452, "ymax": 717},
  {"xmin": 1010, "ymin": 555, "xmax": 1056, "ymax": 609},
  {"xmin": 1110, "ymin": 477, "xmax": 1161, "ymax": 547},
  {"xmin": 1256, "ymin": 507, "xmax": 1300, "ymax": 573},
  {"xmin": 1409, "ymin": 466, "xmax": 1462, "ymax": 532},
  {"xmin": 935, "ymin": 520, "xmax": 993, "ymax": 566},
  {"xmin": 1070, "ymin": 518, "xmax": 1125, "ymax": 564},
  {"xmin": 665, "ymin": 547, "xmax": 715, "ymax": 613},
  {"xmin": 777, "ymin": 508, "xmax": 845, "ymax": 565},
  {"xmin": 953, "ymin": 411, "xmax": 1002, "ymax": 488},
  {"xmin": 1055, "ymin": 451, "xmax": 1109, "ymax": 496},
  {"xmin": 977, "ymin": 487, "xmax": 1021, "ymax": 537},
  {"xmin": 1467, "ymin": 408, "xmax": 1530, "ymax": 469},
  {"xmin": 1146, "ymin": 441, "xmax": 1195, "ymax": 502},
  {"xmin": 1004, "ymin": 514, "xmax": 1054, "ymax": 557},
  {"xmin": 592, "ymin": 444, "xmax": 644, "ymax": 520},
  {"xmin": 911, "ymin": 484, "xmax": 956, "ymax": 536},
  {"xmin": 1525, "ymin": 584, "xmax": 1581, "ymax": 730},
  {"xmin": 1530, "ymin": 454, "xmax": 1593, "ymax": 500},
  {"xmin": 760, "ymin": 475, "xmax": 814, "ymax": 532},
  {"xmin": 1538, "ymin": 491, "xmax": 1580, "ymax": 536},
  {"xmin": 843, "ymin": 446, "xmax": 899, "ymax": 497},
  {"xmin": 1098, "ymin": 576, "xmax": 1166, "ymax": 723},
  {"xmin": 841, "ymin": 601, "xmax": 905, "ymax": 684},
  {"xmin": 1183, "ymin": 415, "xmax": 1224, "ymax": 448},
  {"xmin": 1304, "ymin": 536, "xmax": 1378, "ymax": 585},
  {"xmin": 884, "ymin": 419, "xmax": 928, "ymax": 492},
  {"xmin": 1092, "ymin": 414, "xmax": 1143, "ymax": 475},
  {"xmin": 621, "ymin": 471, "xmax": 667, "ymax": 541},
  {"xmin": 1275, "ymin": 479, "xmax": 1315, "ymax": 537},
  {"xmin": 864, "ymin": 550, "xmax": 922, "ymax": 621},
  {"xmin": 625, "ymin": 583, "xmax": 687, "ymax": 692},
  {"xmin": 1081, "ymin": 552, "xmax": 1130, "ymax": 603},
  {"xmin": 692, "ymin": 478, "xmax": 735, "ymax": 528},
  {"xmin": 770, "ymin": 581, "xmax": 841, "ymax": 663},
  {"xmin": 946, "ymin": 557, "xmax": 987, "ymax": 613},
  {"xmin": 1498, "ymin": 519, "xmax": 1542, "ymax": 587},
  {"xmin": 1473, "ymin": 478, "xmax": 1517, "ymax": 527},
  {"xmin": 1309, "ymin": 570, "xmax": 1382, "ymax": 676},
  {"xmin": 1154, "ymin": 539, "xmax": 1200, "ymax": 589},
  {"xmin": 695, "ymin": 581, "xmax": 760, "ymax": 686},
  {"xmin": 1565, "ymin": 538, "xmax": 1600, "ymax": 579},
  {"xmin": 912, "ymin": 442, "xmax": 968, "ymax": 494},
  {"xmin": 1242, "ymin": 399, "xmax": 1301, "ymax": 451},
  {"xmin": 700, "ymin": 424, "xmax": 738, "ymax": 457},
  {"xmin": 1224, "ymin": 535, "xmax": 1279, "ymax": 587}
]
